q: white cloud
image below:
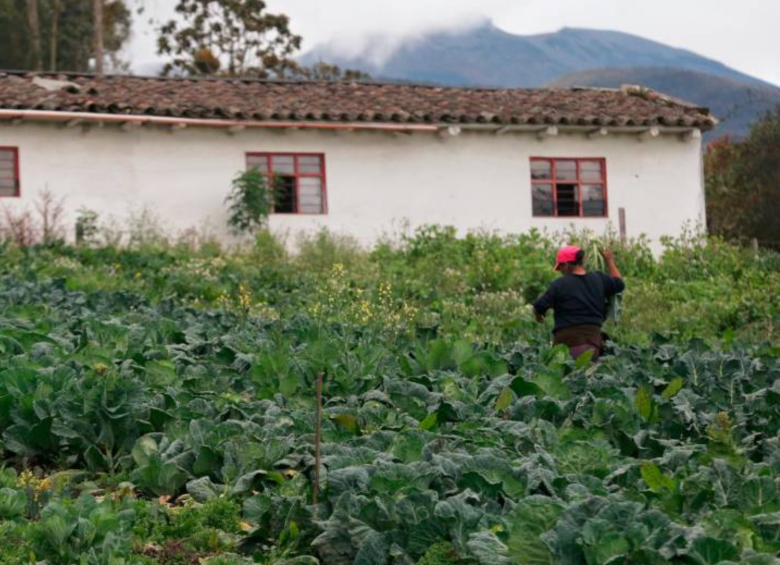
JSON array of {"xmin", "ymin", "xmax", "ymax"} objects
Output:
[{"xmin": 268, "ymin": 0, "xmax": 515, "ymax": 62}]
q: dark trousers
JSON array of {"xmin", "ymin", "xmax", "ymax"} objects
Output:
[{"xmin": 553, "ymin": 324, "xmax": 604, "ymax": 362}]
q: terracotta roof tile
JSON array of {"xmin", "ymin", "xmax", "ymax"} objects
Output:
[{"xmin": 0, "ymin": 71, "xmax": 716, "ymax": 130}]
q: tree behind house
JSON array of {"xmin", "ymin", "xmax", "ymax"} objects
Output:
[
  {"xmin": 0, "ymin": 0, "xmax": 131, "ymax": 72},
  {"xmin": 157, "ymin": 0, "xmax": 370, "ymax": 81},
  {"xmin": 705, "ymin": 106, "xmax": 780, "ymax": 248},
  {"xmin": 158, "ymin": 0, "xmax": 303, "ymax": 78}
]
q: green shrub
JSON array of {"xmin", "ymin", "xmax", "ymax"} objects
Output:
[
  {"xmin": 226, "ymin": 169, "xmax": 274, "ymax": 235},
  {"xmin": 416, "ymin": 541, "xmax": 474, "ymax": 565},
  {"xmin": 252, "ymin": 229, "xmax": 288, "ymax": 265},
  {"xmin": 134, "ymin": 498, "xmax": 242, "ymax": 556},
  {"xmin": 294, "ymin": 228, "xmax": 366, "ymax": 273}
]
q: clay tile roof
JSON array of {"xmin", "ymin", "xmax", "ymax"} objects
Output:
[{"xmin": 0, "ymin": 71, "xmax": 717, "ymax": 130}]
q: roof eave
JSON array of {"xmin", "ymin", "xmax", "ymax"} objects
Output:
[{"xmin": 0, "ymin": 108, "xmax": 716, "ymax": 134}]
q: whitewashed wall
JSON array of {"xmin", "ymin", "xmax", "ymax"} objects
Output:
[{"xmin": 0, "ymin": 122, "xmax": 705, "ymax": 248}]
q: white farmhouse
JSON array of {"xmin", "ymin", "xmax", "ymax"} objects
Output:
[{"xmin": 0, "ymin": 72, "xmax": 716, "ymax": 245}]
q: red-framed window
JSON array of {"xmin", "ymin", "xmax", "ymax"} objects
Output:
[
  {"xmin": 0, "ymin": 147, "xmax": 20, "ymax": 198},
  {"xmin": 530, "ymin": 157, "xmax": 607, "ymax": 218},
  {"xmin": 246, "ymin": 153, "xmax": 327, "ymax": 214}
]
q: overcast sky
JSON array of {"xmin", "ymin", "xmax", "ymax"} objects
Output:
[{"xmin": 128, "ymin": 0, "xmax": 780, "ymax": 86}]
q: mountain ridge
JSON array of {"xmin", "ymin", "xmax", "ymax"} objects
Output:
[{"xmin": 302, "ymin": 22, "xmax": 773, "ymax": 89}]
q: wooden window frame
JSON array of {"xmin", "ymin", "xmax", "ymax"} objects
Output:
[
  {"xmin": 245, "ymin": 152, "xmax": 328, "ymax": 215},
  {"xmin": 530, "ymin": 157, "xmax": 608, "ymax": 218},
  {"xmin": 0, "ymin": 146, "xmax": 20, "ymax": 198}
]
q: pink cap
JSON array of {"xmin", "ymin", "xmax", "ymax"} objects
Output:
[{"xmin": 554, "ymin": 245, "xmax": 582, "ymax": 271}]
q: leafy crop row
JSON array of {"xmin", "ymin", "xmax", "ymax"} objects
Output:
[{"xmin": 0, "ymin": 228, "xmax": 777, "ymax": 564}]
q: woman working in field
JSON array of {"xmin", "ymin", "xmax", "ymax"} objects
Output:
[{"xmin": 532, "ymin": 245, "xmax": 624, "ymax": 361}]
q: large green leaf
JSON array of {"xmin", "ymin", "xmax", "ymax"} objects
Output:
[
  {"xmin": 662, "ymin": 377, "xmax": 684, "ymax": 400},
  {"xmin": 350, "ymin": 520, "xmax": 389, "ymax": 565},
  {"xmin": 494, "ymin": 387, "xmax": 515, "ymax": 411},
  {"xmin": 635, "ymin": 388, "xmax": 655, "ymax": 421},
  {"xmin": 640, "ymin": 462, "xmax": 676, "ymax": 494},
  {"xmin": 186, "ymin": 476, "xmax": 221, "ymax": 502},
  {"xmin": 580, "ymin": 518, "xmax": 632, "ymax": 565},
  {"xmin": 0, "ymin": 487, "xmax": 26, "ymax": 519},
  {"xmin": 332, "ymin": 413, "xmax": 361, "ymax": 436},
  {"xmin": 689, "ymin": 536, "xmax": 739, "ymax": 565},
  {"xmin": 469, "ymin": 497, "xmax": 561, "ymax": 565},
  {"xmin": 131, "ymin": 435, "xmax": 159, "ymax": 467}
]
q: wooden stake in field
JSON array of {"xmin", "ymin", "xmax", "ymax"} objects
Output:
[{"xmin": 313, "ymin": 371, "xmax": 324, "ymax": 504}]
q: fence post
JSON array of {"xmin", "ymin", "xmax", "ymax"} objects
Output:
[
  {"xmin": 750, "ymin": 238, "xmax": 759, "ymax": 256},
  {"xmin": 313, "ymin": 371, "xmax": 324, "ymax": 504},
  {"xmin": 619, "ymin": 207, "xmax": 627, "ymax": 244}
]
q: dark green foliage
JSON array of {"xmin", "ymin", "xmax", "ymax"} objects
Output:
[
  {"xmin": 705, "ymin": 106, "xmax": 780, "ymax": 247},
  {"xmin": 75, "ymin": 208, "xmax": 100, "ymax": 246},
  {"xmin": 134, "ymin": 497, "xmax": 241, "ymax": 554},
  {"xmin": 225, "ymin": 169, "xmax": 274, "ymax": 235},
  {"xmin": 416, "ymin": 541, "xmax": 472, "ymax": 565},
  {"xmin": 0, "ymin": 229, "xmax": 777, "ymax": 563},
  {"xmin": 0, "ymin": 0, "xmax": 131, "ymax": 72}
]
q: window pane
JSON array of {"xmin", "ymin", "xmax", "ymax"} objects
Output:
[
  {"xmin": 580, "ymin": 160, "xmax": 603, "ymax": 182},
  {"xmin": 582, "ymin": 184, "xmax": 606, "ymax": 217},
  {"xmin": 271, "ymin": 155, "xmax": 295, "ymax": 174},
  {"xmin": 0, "ymin": 178, "xmax": 16, "ymax": 196},
  {"xmin": 273, "ymin": 176, "xmax": 296, "ymax": 213},
  {"xmin": 581, "ymin": 171, "xmax": 603, "ymax": 182},
  {"xmin": 556, "ymin": 183, "xmax": 579, "ymax": 216},
  {"xmin": 0, "ymin": 170, "xmax": 14, "ymax": 180},
  {"xmin": 555, "ymin": 160, "xmax": 577, "ymax": 180},
  {"xmin": 298, "ymin": 156, "xmax": 322, "ymax": 174},
  {"xmin": 247, "ymin": 155, "xmax": 269, "ymax": 173},
  {"xmin": 299, "ymin": 177, "xmax": 323, "ymax": 213},
  {"xmin": 530, "ymin": 160, "xmax": 551, "ymax": 180},
  {"xmin": 299, "ymin": 198, "xmax": 322, "ymax": 214},
  {"xmin": 580, "ymin": 161, "xmax": 602, "ymax": 173},
  {"xmin": 299, "ymin": 177, "xmax": 321, "ymax": 196},
  {"xmin": 532, "ymin": 184, "xmax": 553, "ymax": 216}
]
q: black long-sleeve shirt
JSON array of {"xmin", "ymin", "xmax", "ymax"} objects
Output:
[{"xmin": 533, "ymin": 272, "xmax": 625, "ymax": 332}]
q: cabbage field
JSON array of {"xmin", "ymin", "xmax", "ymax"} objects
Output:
[{"xmin": 0, "ymin": 228, "xmax": 778, "ymax": 565}]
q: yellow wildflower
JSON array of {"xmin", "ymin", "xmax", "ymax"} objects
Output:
[
  {"xmin": 238, "ymin": 283, "xmax": 252, "ymax": 311},
  {"xmin": 17, "ymin": 470, "xmax": 51, "ymax": 501},
  {"xmin": 17, "ymin": 469, "xmax": 34, "ymax": 489}
]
